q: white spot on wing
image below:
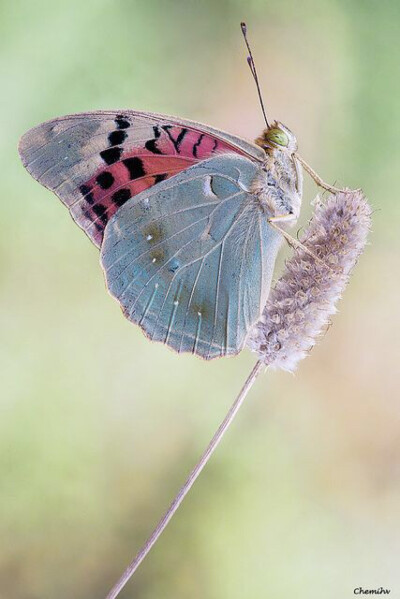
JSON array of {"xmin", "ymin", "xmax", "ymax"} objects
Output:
[{"xmin": 203, "ymin": 175, "xmax": 218, "ymax": 198}]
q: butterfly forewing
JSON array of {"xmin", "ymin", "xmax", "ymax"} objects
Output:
[
  {"xmin": 18, "ymin": 111, "xmax": 264, "ymax": 247},
  {"xmin": 101, "ymin": 155, "xmax": 282, "ymax": 359}
]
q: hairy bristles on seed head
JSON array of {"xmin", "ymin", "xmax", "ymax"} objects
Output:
[{"xmin": 247, "ymin": 190, "xmax": 372, "ymax": 372}]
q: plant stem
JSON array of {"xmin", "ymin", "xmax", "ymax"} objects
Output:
[{"xmin": 105, "ymin": 359, "xmax": 265, "ymax": 599}]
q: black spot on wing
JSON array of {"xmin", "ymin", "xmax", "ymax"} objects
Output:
[
  {"xmin": 123, "ymin": 157, "xmax": 146, "ymax": 180},
  {"xmin": 84, "ymin": 208, "xmax": 103, "ymax": 232},
  {"xmin": 112, "ymin": 188, "xmax": 131, "ymax": 206},
  {"xmin": 108, "ymin": 130, "xmax": 127, "ymax": 146},
  {"xmin": 154, "ymin": 173, "xmax": 167, "ymax": 183},
  {"xmin": 145, "ymin": 126, "xmax": 162, "ymax": 154},
  {"xmin": 175, "ymin": 128, "xmax": 188, "ymax": 150},
  {"xmin": 115, "ymin": 115, "xmax": 130, "ymax": 129},
  {"xmin": 79, "ymin": 184, "xmax": 94, "ymax": 205},
  {"xmin": 163, "ymin": 126, "xmax": 188, "ymax": 152},
  {"xmin": 92, "ymin": 203, "xmax": 108, "ymax": 224},
  {"xmin": 100, "ymin": 147, "xmax": 123, "ymax": 165},
  {"xmin": 96, "ymin": 171, "xmax": 114, "ymax": 190},
  {"xmin": 192, "ymin": 133, "xmax": 205, "ymax": 158}
]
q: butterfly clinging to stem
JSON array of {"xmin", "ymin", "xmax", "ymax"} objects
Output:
[
  {"xmin": 18, "ymin": 24, "xmax": 347, "ymax": 361},
  {"xmin": 18, "ymin": 23, "xmax": 370, "ymax": 599}
]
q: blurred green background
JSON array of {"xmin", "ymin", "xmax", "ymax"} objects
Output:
[{"xmin": 1, "ymin": 0, "xmax": 399, "ymax": 598}]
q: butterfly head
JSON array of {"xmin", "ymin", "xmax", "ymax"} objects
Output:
[{"xmin": 255, "ymin": 122, "xmax": 298, "ymax": 154}]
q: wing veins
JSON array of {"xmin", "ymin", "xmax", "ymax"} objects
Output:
[
  {"xmin": 235, "ymin": 215, "xmax": 255, "ymax": 347},
  {"xmin": 206, "ymin": 241, "xmax": 225, "ymax": 359},
  {"xmin": 126, "ymin": 198, "xmax": 249, "ymax": 318},
  {"xmin": 106, "ymin": 190, "xmax": 244, "ymax": 275},
  {"xmin": 178, "ymin": 258, "xmax": 205, "ymax": 353},
  {"xmin": 128, "ymin": 233, "xmax": 204, "ymax": 317},
  {"xmin": 116, "ymin": 215, "xmax": 211, "ymax": 303}
]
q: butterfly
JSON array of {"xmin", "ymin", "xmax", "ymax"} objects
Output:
[
  {"xmin": 18, "ymin": 108, "xmax": 306, "ymax": 360},
  {"xmin": 19, "ymin": 21, "xmax": 324, "ymax": 361}
]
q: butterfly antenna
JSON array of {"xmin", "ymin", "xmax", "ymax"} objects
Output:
[{"xmin": 240, "ymin": 22, "xmax": 270, "ymax": 128}]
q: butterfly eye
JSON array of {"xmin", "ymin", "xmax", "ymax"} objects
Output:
[{"xmin": 265, "ymin": 128, "xmax": 289, "ymax": 147}]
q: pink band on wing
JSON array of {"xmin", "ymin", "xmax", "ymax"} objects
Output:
[{"xmin": 77, "ymin": 127, "xmax": 236, "ymax": 246}]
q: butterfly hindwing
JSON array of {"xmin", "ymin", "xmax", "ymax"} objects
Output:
[
  {"xmin": 101, "ymin": 154, "xmax": 282, "ymax": 359},
  {"xmin": 18, "ymin": 111, "xmax": 265, "ymax": 247}
]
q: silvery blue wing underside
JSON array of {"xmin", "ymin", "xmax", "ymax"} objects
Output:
[{"xmin": 101, "ymin": 154, "xmax": 283, "ymax": 359}]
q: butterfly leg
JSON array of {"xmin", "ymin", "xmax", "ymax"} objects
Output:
[
  {"xmin": 295, "ymin": 153, "xmax": 361, "ymax": 194},
  {"xmin": 268, "ymin": 214, "xmax": 332, "ymax": 269}
]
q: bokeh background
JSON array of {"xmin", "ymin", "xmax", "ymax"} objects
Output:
[{"xmin": 1, "ymin": 1, "xmax": 400, "ymax": 598}]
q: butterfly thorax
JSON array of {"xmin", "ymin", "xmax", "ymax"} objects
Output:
[{"xmin": 251, "ymin": 121, "xmax": 303, "ymax": 224}]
